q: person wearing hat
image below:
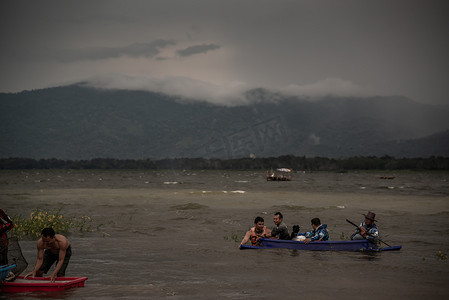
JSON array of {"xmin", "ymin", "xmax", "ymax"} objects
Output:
[{"xmin": 350, "ymin": 211, "xmax": 379, "ymax": 244}]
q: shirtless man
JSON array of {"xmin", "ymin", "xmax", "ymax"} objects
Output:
[{"xmin": 24, "ymin": 227, "xmax": 72, "ymax": 282}]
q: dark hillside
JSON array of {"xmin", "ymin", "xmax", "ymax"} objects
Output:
[{"xmin": 1, "ymin": 85, "xmax": 448, "ymax": 159}]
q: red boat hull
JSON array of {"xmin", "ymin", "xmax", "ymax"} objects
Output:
[{"xmin": 1, "ymin": 276, "xmax": 88, "ymax": 293}]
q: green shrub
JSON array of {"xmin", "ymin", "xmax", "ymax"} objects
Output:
[{"xmin": 11, "ymin": 208, "xmax": 93, "ymax": 240}]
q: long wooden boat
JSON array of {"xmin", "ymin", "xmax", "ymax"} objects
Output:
[
  {"xmin": 240, "ymin": 238, "xmax": 401, "ymax": 252},
  {"xmin": 0, "ymin": 276, "xmax": 88, "ymax": 293}
]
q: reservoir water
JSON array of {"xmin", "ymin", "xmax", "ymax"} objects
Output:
[{"xmin": 1, "ymin": 170, "xmax": 448, "ymax": 299}]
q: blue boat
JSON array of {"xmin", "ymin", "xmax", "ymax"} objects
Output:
[
  {"xmin": 240, "ymin": 238, "xmax": 401, "ymax": 252},
  {"xmin": 0, "ymin": 264, "xmax": 16, "ymax": 281}
]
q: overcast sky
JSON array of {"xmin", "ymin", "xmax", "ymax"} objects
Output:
[{"xmin": 1, "ymin": 0, "xmax": 448, "ymax": 105}]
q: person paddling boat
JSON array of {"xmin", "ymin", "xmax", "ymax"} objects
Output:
[{"xmin": 350, "ymin": 211, "xmax": 379, "ymax": 244}]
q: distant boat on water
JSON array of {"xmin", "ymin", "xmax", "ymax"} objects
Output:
[{"xmin": 266, "ymin": 168, "xmax": 293, "ymax": 181}]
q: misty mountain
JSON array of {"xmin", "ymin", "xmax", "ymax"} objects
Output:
[{"xmin": 0, "ymin": 85, "xmax": 448, "ymax": 160}]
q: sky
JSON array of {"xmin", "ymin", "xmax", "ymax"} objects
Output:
[{"xmin": 1, "ymin": 0, "xmax": 448, "ymax": 105}]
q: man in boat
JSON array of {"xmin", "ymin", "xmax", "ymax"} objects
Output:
[
  {"xmin": 295, "ymin": 218, "xmax": 329, "ymax": 244},
  {"xmin": 350, "ymin": 211, "xmax": 379, "ymax": 243},
  {"xmin": 240, "ymin": 216, "xmax": 271, "ymax": 247},
  {"xmin": 24, "ymin": 227, "xmax": 72, "ymax": 282},
  {"xmin": 270, "ymin": 212, "xmax": 290, "ymax": 240}
]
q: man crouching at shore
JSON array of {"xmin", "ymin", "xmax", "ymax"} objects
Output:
[{"xmin": 25, "ymin": 227, "xmax": 72, "ymax": 282}]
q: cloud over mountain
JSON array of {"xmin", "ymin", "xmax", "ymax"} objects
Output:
[
  {"xmin": 84, "ymin": 74, "xmax": 373, "ymax": 106},
  {"xmin": 84, "ymin": 74, "xmax": 250, "ymax": 105},
  {"xmin": 279, "ymin": 78, "xmax": 370, "ymax": 98}
]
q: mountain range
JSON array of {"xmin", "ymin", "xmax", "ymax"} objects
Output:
[{"xmin": 1, "ymin": 85, "xmax": 448, "ymax": 160}]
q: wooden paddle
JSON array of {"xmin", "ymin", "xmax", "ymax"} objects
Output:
[{"xmin": 346, "ymin": 219, "xmax": 392, "ymax": 247}]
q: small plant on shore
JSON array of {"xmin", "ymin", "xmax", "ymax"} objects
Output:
[{"xmin": 11, "ymin": 208, "xmax": 94, "ymax": 240}]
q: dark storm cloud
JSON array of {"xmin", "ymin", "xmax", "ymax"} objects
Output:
[
  {"xmin": 56, "ymin": 39, "xmax": 176, "ymax": 62},
  {"xmin": 1, "ymin": 0, "xmax": 448, "ymax": 105},
  {"xmin": 176, "ymin": 44, "xmax": 221, "ymax": 57}
]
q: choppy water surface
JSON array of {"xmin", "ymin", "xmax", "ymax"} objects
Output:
[{"xmin": 1, "ymin": 170, "xmax": 449, "ymax": 299}]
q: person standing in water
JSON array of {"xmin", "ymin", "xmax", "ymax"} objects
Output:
[
  {"xmin": 0, "ymin": 208, "xmax": 14, "ymax": 266},
  {"xmin": 270, "ymin": 212, "xmax": 290, "ymax": 240},
  {"xmin": 240, "ymin": 216, "xmax": 271, "ymax": 247},
  {"xmin": 25, "ymin": 227, "xmax": 72, "ymax": 282},
  {"xmin": 0, "ymin": 208, "xmax": 15, "ymax": 282}
]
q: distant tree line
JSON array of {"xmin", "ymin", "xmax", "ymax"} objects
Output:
[{"xmin": 0, "ymin": 155, "xmax": 448, "ymax": 171}]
